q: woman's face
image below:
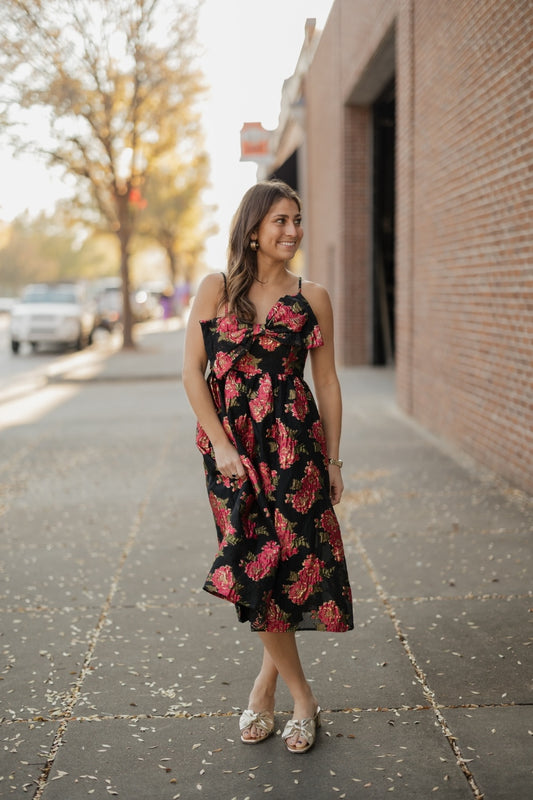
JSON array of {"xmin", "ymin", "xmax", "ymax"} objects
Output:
[{"xmin": 254, "ymin": 197, "xmax": 303, "ymax": 263}]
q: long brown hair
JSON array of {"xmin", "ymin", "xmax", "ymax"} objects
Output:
[{"xmin": 224, "ymin": 180, "xmax": 301, "ymax": 322}]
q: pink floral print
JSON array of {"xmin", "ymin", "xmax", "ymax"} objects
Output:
[
  {"xmin": 249, "ymin": 373, "xmax": 273, "ymax": 422},
  {"xmin": 266, "ymin": 419, "xmax": 298, "ymax": 469},
  {"xmin": 275, "ymin": 508, "xmax": 299, "ymax": 560},
  {"xmin": 314, "ymin": 600, "xmax": 350, "ymax": 631},
  {"xmin": 211, "ymin": 565, "xmax": 240, "ymax": 603},
  {"xmin": 289, "ymin": 462, "xmax": 322, "ymax": 514},
  {"xmin": 199, "ymin": 289, "xmax": 353, "ymax": 632},
  {"xmin": 244, "ymin": 540, "xmax": 280, "ymax": 581},
  {"xmin": 318, "ymin": 508, "xmax": 345, "ymax": 562},
  {"xmin": 287, "ymin": 554, "xmax": 325, "ymax": 605}
]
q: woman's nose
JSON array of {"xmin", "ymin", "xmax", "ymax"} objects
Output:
[{"xmin": 286, "ymin": 222, "xmax": 298, "ymax": 236}]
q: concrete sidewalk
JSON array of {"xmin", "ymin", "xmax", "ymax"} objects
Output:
[{"xmin": 0, "ymin": 324, "xmax": 531, "ymax": 800}]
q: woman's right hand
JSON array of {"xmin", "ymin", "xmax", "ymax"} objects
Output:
[{"xmin": 213, "ymin": 439, "xmax": 246, "ymax": 480}]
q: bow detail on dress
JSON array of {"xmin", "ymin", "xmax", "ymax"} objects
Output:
[
  {"xmin": 203, "ymin": 318, "xmax": 304, "ymax": 379},
  {"xmin": 200, "ymin": 297, "xmax": 324, "ymax": 380}
]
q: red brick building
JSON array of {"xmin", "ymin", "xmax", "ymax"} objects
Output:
[{"xmin": 259, "ymin": 0, "xmax": 532, "ymax": 493}]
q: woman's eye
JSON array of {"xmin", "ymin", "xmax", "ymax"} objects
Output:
[{"xmin": 274, "ymin": 217, "xmax": 302, "ymax": 225}]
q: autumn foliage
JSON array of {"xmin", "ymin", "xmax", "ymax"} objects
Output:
[{"xmin": 0, "ymin": 0, "xmax": 208, "ymax": 347}]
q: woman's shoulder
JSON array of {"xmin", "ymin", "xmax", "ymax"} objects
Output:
[
  {"xmin": 196, "ymin": 271, "xmax": 226, "ymax": 302},
  {"xmin": 197, "ymin": 271, "xmax": 226, "ymax": 294},
  {"xmin": 193, "ymin": 272, "xmax": 226, "ymax": 319},
  {"xmin": 299, "ymin": 279, "xmax": 332, "ymax": 313}
]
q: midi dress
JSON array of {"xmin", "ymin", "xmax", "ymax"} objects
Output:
[{"xmin": 196, "ymin": 278, "xmax": 354, "ymax": 632}]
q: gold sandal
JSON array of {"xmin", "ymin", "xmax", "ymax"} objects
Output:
[
  {"xmin": 239, "ymin": 709, "xmax": 275, "ymax": 744},
  {"xmin": 282, "ymin": 707, "xmax": 321, "ymax": 753}
]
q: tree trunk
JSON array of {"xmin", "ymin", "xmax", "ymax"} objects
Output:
[
  {"xmin": 166, "ymin": 246, "xmax": 178, "ymax": 285},
  {"xmin": 119, "ymin": 235, "xmax": 135, "ymax": 349},
  {"xmin": 117, "ymin": 194, "xmax": 135, "ymax": 349}
]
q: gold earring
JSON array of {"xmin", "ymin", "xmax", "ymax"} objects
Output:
[{"xmin": 250, "ymin": 239, "xmax": 259, "ymax": 252}]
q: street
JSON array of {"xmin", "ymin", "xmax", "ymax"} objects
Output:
[
  {"xmin": 0, "ymin": 323, "xmax": 531, "ymax": 800},
  {"xmin": 0, "ymin": 315, "xmax": 123, "ymax": 433},
  {"xmin": 0, "ymin": 314, "xmax": 67, "ymax": 389}
]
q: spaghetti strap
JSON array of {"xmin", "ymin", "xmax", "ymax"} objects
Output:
[
  {"xmin": 298, "ymin": 276, "xmax": 302, "ymax": 292},
  {"xmin": 221, "ymin": 272, "xmax": 229, "ymax": 315}
]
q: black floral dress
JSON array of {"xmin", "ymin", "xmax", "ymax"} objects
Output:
[{"xmin": 196, "ymin": 279, "xmax": 354, "ymax": 632}]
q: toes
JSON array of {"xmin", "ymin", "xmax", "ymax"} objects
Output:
[
  {"xmin": 243, "ymin": 725, "xmax": 262, "ymax": 741},
  {"xmin": 287, "ymin": 733, "xmax": 306, "ymax": 749},
  {"xmin": 288, "ymin": 736, "xmax": 309, "ymax": 750}
]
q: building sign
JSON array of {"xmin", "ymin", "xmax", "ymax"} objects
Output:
[{"xmin": 240, "ymin": 122, "xmax": 271, "ymax": 163}]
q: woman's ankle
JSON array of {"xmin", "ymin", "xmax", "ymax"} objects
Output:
[
  {"xmin": 252, "ymin": 673, "xmax": 277, "ymax": 695},
  {"xmin": 248, "ymin": 679, "xmax": 276, "ymax": 710},
  {"xmin": 291, "ymin": 687, "xmax": 318, "ymax": 718}
]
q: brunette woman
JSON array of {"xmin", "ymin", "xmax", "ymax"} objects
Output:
[{"xmin": 183, "ymin": 180, "xmax": 353, "ymax": 753}]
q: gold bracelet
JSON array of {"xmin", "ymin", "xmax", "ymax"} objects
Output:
[{"xmin": 328, "ymin": 457, "xmax": 343, "ymax": 468}]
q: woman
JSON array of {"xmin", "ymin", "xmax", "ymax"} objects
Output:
[{"xmin": 183, "ymin": 180, "xmax": 353, "ymax": 754}]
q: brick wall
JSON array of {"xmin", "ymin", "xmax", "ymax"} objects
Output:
[
  {"xmin": 305, "ymin": 4, "xmax": 346, "ymax": 359},
  {"xmin": 306, "ymin": 0, "xmax": 396, "ymax": 365},
  {"xmin": 396, "ymin": 0, "xmax": 533, "ymax": 492},
  {"xmin": 395, "ymin": 0, "xmax": 415, "ymax": 412},
  {"xmin": 306, "ymin": 0, "xmax": 532, "ymax": 492},
  {"xmin": 342, "ymin": 105, "xmax": 371, "ymax": 364}
]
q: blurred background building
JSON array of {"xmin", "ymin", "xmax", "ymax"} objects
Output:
[{"xmin": 242, "ymin": 0, "xmax": 532, "ymax": 493}]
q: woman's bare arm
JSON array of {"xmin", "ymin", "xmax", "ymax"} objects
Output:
[
  {"xmin": 304, "ymin": 283, "xmax": 344, "ymax": 505},
  {"xmin": 182, "ymin": 273, "xmax": 246, "ymax": 479}
]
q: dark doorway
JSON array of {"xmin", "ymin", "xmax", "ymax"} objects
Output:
[
  {"xmin": 372, "ymin": 80, "xmax": 396, "ymax": 365},
  {"xmin": 269, "ymin": 149, "xmax": 299, "ymax": 193}
]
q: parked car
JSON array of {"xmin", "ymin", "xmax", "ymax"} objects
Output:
[
  {"xmin": 9, "ymin": 282, "xmax": 96, "ymax": 354},
  {"xmin": 93, "ymin": 286, "xmax": 122, "ymax": 332},
  {"xmin": 93, "ymin": 283, "xmax": 159, "ymax": 331},
  {"xmin": 132, "ymin": 288, "xmax": 160, "ymax": 321},
  {"xmin": 0, "ymin": 298, "xmax": 15, "ymax": 315}
]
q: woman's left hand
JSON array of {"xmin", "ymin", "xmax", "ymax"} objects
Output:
[{"xmin": 329, "ymin": 465, "xmax": 344, "ymax": 505}]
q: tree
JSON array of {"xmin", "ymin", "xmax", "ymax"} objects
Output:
[
  {"xmin": 0, "ymin": 212, "xmax": 76, "ymax": 291},
  {"xmin": 0, "ymin": 0, "xmax": 206, "ymax": 347},
  {"xmin": 0, "ymin": 211, "xmax": 120, "ymax": 293},
  {"xmin": 137, "ymin": 148, "xmax": 216, "ymax": 286}
]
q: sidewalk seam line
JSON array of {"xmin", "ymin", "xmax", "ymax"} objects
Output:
[
  {"xmin": 31, "ymin": 435, "xmax": 173, "ymax": 800},
  {"xmin": 4, "ymin": 701, "xmax": 530, "ymax": 727},
  {"xmin": 343, "ymin": 509, "xmax": 486, "ymax": 800}
]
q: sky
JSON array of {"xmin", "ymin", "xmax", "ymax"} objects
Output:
[
  {"xmin": 0, "ymin": 0, "xmax": 334, "ymax": 272},
  {"xmin": 197, "ymin": 0, "xmax": 334, "ymax": 269}
]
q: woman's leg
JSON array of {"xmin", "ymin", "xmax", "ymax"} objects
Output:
[
  {"xmin": 258, "ymin": 631, "xmax": 319, "ymax": 749},
  {"xmin": 241, "ymin": 643, "xmax": 278, "ymax": 741}
]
